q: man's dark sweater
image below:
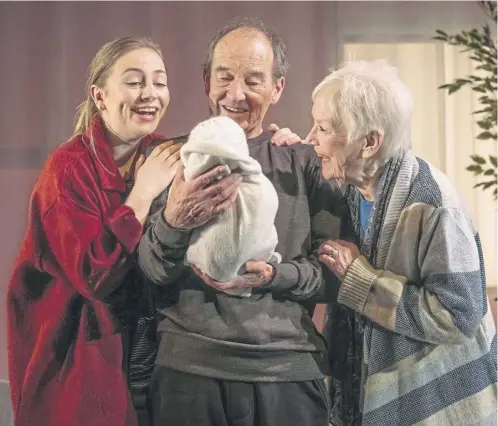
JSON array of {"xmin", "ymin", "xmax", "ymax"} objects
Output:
[{"xmin": 138, "ymin": 131, "xmax": 350, "ymax": 382}]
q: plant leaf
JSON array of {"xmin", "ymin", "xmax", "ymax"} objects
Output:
[
  {"xmin": 471, "ymin": 155, "xmax": 487, "ymax": 164},
  {"xmin": 448, "ymin": 85, "xmax": 462, "ymax": 95},
  {"xmin": 476, "ymin": 131, "xmax": 496, "ymax": 139},
  {"xmin": 435, "ymin": 29, "xmax": 448, "ymax": 36},
  {"xmin": 473, "ymin": 179, "xmax": 497, "ymax": 189},
  {"xmin": 472, "ymin": 107, "xmax": 494, "ymax": 115},
  {"xmin": 477, "ymin": 119, "xmax": 493, "ymax": 129},
  {"xmin": 482, "ymin": 181, "xmax": 497, "ymax": 190},
  {"xmin": 467, "ymin": 165, "xmax": 483, "ymax": 175}
]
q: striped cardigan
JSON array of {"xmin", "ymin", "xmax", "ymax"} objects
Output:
[{"xmin": 333, "ymin": 151, "xmax": 497, "ymax": 425}]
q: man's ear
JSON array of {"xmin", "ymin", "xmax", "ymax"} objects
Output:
[
  {"xmin": 203, "ymin": 69, "xmax": 211, "ymax": 97},
  {"xmin": 271, "ymin": 77, "xmax": 285, "ymax": 105}
]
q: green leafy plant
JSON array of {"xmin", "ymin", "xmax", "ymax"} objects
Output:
[{"xmin": 434, "ymin": 1, "xmax": 497, "ymax": 199}]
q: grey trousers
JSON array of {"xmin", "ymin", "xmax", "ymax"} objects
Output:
[{"xmin": 150, "ymin": 365, "xmax": 330, "ymax": 426}]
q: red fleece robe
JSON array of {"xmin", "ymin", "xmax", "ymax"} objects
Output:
[{"xmin": 7, "ymin": 115, "xmax": 161, "ymax": 426}]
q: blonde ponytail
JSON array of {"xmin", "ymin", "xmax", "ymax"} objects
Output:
[{"xmin": 72, "ymin": 99, "xmax": 98, "ymax": 137}]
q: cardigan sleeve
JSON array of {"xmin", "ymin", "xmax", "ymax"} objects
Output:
[
  {"xmin": 41, "ymin": 190, "xmax": 143, "ymax": 301},
  {"xmin": 338, "ymin": 206, "xmax": 484, "ymax": 345}
]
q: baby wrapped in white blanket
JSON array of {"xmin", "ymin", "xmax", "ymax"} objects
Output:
[{"xmin": 181, "ymin": 116, "xmax": 281, "ymax": 296}]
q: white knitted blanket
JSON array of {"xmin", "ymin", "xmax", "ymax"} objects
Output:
[{"xmin": 181, "ymin": 117, "xmax": 280, "ymax": 296}]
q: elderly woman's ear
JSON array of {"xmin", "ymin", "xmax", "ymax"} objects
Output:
[{"xmin": 361, "ymin": 130, "xmax": 383, "ymax": 159}]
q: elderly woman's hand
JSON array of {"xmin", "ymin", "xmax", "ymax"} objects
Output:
[
  {"xmin": 268, "ymin": 123, "xmax": 303, "ymax": 146},
  {"xmin": 318, "ymin": 239, "xmax": 361, "ymax": 280}
]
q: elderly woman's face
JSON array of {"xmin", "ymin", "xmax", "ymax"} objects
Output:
[{"xmin": 306, "ymin": 100, "xmax": 348, "ymax": 183}]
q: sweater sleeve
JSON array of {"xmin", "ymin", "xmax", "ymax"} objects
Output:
[
  {"xmin": 137, "ymin": 205, "xmax": 193, "ymax": 285},
  {"xmin": 338, "ymin": 206, "xmax": 484, "ymax": 345},
  {"xmin": 264, "ymin": 151, "xmax": 352, "ymax": 302}
]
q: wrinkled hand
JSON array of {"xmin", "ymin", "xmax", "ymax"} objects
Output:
[
  {"xmin": 318, "ymin": 239, "xmax": 361, "ymax": 280},
  {"xmin": 191, "ymin": 260, "xmax": 275, "ymax": 291},
  {"xmin": 133, "ymin": 140, "xmax": 182, "ymax": 200},
  {"xmin": 268, "ymin": 123, "xmax": 303, "ymax": 146},
  {"xmin": 164, "ymin": 163, "xmax": 242, "ymax": 230}
]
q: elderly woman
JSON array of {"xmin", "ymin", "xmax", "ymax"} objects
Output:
[{"xmin": 305, "ymin": 60, "xmax": 497, "ymax": 426}]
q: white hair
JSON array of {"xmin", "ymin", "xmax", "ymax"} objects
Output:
[{"xmin": 312, "ymin": 60, "xmax": 413, "ymax": 179}]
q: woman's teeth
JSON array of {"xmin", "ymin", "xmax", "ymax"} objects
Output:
[
  {"xmin": 134, "ymin": 107, "xmax": 157, "ymax": 116},
  {"xmin": 223, "ymin": 106, "xmax": 246, "ymax": 113}
]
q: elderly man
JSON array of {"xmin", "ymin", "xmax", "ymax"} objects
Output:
[{"xmin": 138, "ymin": 17, "xmax": 350, "ymax": 426}]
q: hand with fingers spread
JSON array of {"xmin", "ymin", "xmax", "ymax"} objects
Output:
[
  {"xmin": 268, "ymin": 123, "xmax": 304, "ymax": 146},
  {"xmin": 191, "ymin": 260, "xmax": 275, "ymax": 292},
  {"xmin": 163, "ymin": 163, "xmax": 242, "ymax": 230},
  {"xmin": 318, "ymin": 239, "xmax": 360, "ymax": 280},
  {"xmin": 133, "ymin": 140, "xmax": 183, "ymax": 200},
  {"xmin": 126, "ymin": 140, "xmax": 182, "ymax": 225}
]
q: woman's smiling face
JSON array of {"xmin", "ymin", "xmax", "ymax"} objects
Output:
[
  {"xmin": 91, "ymin": 47, "xmax": 170, "ymax": 143},
  {"xmin": 305, "ymin": 98, "xmax": 349, "ymax": 184}
]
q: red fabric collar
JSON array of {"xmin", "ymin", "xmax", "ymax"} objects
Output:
[{"xmin": 81, "ymin": 114, "xmax": 160, "ymax": 192}]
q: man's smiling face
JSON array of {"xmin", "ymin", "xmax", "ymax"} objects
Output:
[{"xmin": 205, "ymin": 28, "xmax": 284, "ymax": 139}]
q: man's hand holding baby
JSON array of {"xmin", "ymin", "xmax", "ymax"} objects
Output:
[
  {"xmin": 164, "ymin": 163, "xmax": 242, "ymax": 230},
  {"xmin": 192, "ymin": 260, "xmax": 275, "ymax": 292}
]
